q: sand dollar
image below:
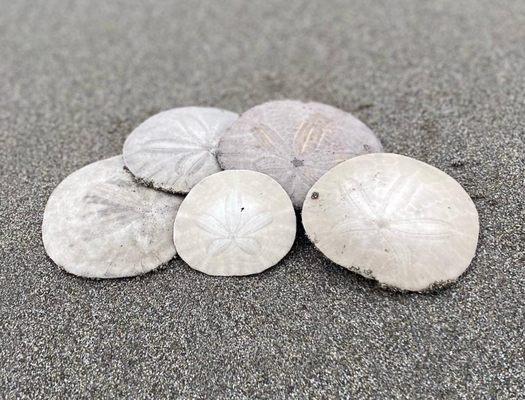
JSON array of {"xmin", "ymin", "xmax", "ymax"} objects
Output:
[
  {"xmin": 123, "ymin": 107, "xmax": 238, "ymax": 193},
  {"xmin": 302, "ymin": 153, "xmax": 479, "ymax": 292},
  {"xmin": 42, "ymin": 156, "xmax": 183, "ymax": 278},
  {"xmin": 174, "ymin": 170, "xmax": 296, "ymax": 276},
  {"xmin": 217, "ymin": 100, "xmax": 382, "ymax": 208}
]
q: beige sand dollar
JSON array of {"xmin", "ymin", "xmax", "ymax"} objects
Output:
[
  {"xmin": 174, "ymin": 170, "xmax": 296, "ymax": 276},
  {"xmin": 124, "ymin": 107, "xmax": 238, "ymax": 193},
  {"xmin": 302, "ymin": 153, "xmax": 479, "ymax": 291},
  {"xmin": 217, "ymin": 100, "xmax": 382, "ymax": 208},
  {"xmin": 42, "ymin": 156, "xmax": 183, "ymax": 278}
]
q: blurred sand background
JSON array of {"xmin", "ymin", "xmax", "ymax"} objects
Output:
[{"xmin": 0, "ymin": 0, "xmax": 523, "ymax": 398}]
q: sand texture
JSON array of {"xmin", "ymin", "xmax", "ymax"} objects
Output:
[{"xmin": 0, "ymin": 0, "xmax": 523, "ymax": 398}]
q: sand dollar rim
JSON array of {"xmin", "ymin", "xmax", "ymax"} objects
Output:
[
  {"xmin": 174, "ymin": 170, "xmax": 297, "ymax": 276},
  {"xmin": 123, "ymin": 107, "xmax": 238, "ymax": 194},
  {"xmin": 217, "ymin": 99, "xmax": 383, "ymax": 208},
  {"xmin": 42, "ymin": 156, "xmax": 183, "ymax": 278},
  {"xmin": 302, "ymin": 153, "xmax": 479, "ymax": 292}
]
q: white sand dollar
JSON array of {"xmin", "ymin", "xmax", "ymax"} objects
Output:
[
  {"xmin": 217, "ymin": 100, "xmax": 383, "ymax": 208},
  {"xmin": 174, "ymin": 170, "xmax": 296, "ymax": 276},
  {"xmin": 123, "ymin": 107, "xmax": 238, "ymax": 193},
  {"xmin": 302, "ymin": 153, "xmax": 479, "ymax": 292},
  {"xmin": 42, "ymin": 156, "xmax": 183, "ymax": 278}
]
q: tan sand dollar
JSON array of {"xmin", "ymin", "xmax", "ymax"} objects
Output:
[
  {"xmin": 217, "ymin": 100, "xmax": 383, "ymax": 208},
  {"xmin": 302, "ymin": 153, "xmax": 479, "ymax": 291},
  {"xmin": 123, "ymin": 107, "xmax": 238, "ymax": 193},
  {"xmin": 42, "ymin": 156, "xmax": 183, "ymax": 278},
  {"xmin": 174, "ymin": 170, "xmax": 296, "ymax": 276}
]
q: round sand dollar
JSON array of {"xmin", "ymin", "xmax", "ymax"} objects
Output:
[
  {"xmin": 302, "ymin": 153, "xmax": 479, "ymax": 292},
  {"xmin": 123, "ymin": 107, "xmax": 238, "ymax": 193},
  {"xmin": 174, "ymin": 170, "xmax": 296, "ymax": 276},
  {"xmin": 217, "ymin": 100, "xmax": 382, "ymax": 208},
  {"xmin": 42, "ymin": 156, "xmax": 183, "ymax": 278}
]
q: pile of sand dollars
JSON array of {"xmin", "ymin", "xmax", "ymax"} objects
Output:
[{"xmin": 42, "ymin": 100, "xmax": 479, "ymax": 292}]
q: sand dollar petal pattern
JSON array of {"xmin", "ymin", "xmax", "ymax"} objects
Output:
[
  {"xmin": 302, "ymin": 153, "xmax": 479, "ymax": 292},
  {"xmin": 42, "ymin": 156, "xmax": 183, "ymax": 278},
  {"xmin": 124, "ymin": 107, "xmax": 238, "ymax": 193},
  {"xmin": 217, "ymin": 100, "xmax": 383, "ymax": 208},
  {"xmin": 174, "ymin": 170, "xmax": 296, "ymax": 276}
]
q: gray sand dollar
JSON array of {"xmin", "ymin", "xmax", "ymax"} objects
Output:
[
  {"xmin": 123, "ymin": 107, "xmax": 238, "ymax": 193},
  {"xmin": 302, "ymin": 153, "xmax": 479, "ymax": 292},
  {"xmin": 42, "ymin": 156, "xmax": 183, "ymax": 278},
  {"xmin": 217, "ymin": 100, "xmax": 382, "ymax": 208},
  {"xmin": 174, "ymin": 170, "xmax": 296, "ymax": 276}
]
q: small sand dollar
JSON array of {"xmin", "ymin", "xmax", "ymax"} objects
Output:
[
  {"xmin": 174, "ymin": 170, "xmax": 296, "ymax": 276},
  {"xmin": 217, "ymin": 100, "xmax": 382, "ymax": 208},
  {"xmin": 42, "ymin": 156, "xmax": 183, "ymax": 278},
  {"xmin": 123, "ymin": 107, "xmax": 238, "ymax": 193},
  {"xmin": 302, "ymin": 153, "xmax": 479, "ymax": 292}
]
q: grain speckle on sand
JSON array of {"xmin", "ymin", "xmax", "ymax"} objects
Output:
[{"xmin": 0, "ymin": 0, "xmax": 524, "ymax": 398}]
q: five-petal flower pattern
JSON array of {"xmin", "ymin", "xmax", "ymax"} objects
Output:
[
  {"xmin": 332, "ymin": 173, "xmax": 453, "ymax": 270},
  {"xmin": 196, "ymin": 191, "xmax": 273, "ymax": 256},
  {"xmin": 80, "ymin": 179, "xmax": 148, "ymax": 239},
  {"xmin": 251, "ymin": 113, "xmax": 358, "ymax": 199},
  {"xmin": 126, "ymin": 112, "xmax": 218, "ymax": 187}
]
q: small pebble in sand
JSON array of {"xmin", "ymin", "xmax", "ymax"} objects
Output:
[
  {"xmin": 123, "ymin": 107, "xmax": 238, "ymax": 193},
  {"xmin": 174, "ymin": 170, "xmax": 296, "ymax": 276},
  {"xmin": 301, "ymin": 153, "xmax": 479, "ymax": 292},
  {"xmin": 217, "ymin": 100, "xmax": 382, "ymax": 208},
  {"xmin": 42, "ymin": 156, "xmax": 183, "ymax": 278}
]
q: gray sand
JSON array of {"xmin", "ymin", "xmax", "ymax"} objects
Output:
[{"xmin": 0, "ymin": 0, "xmax": 523, "ymax": 398}]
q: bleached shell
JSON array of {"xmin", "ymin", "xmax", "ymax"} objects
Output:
[
  {"xmin": 173, "ymin": 170, "xmax": 296, "ymax": 276},
  {"xmin": 217, "ymin": 100, "xmax": 382, "ymax": 208},
  {"xmin": 42, "ymin": 156, "xmax": 183, "ymax": 278},
  {"xmin": 302, "ymin": 153, "xmax": 479, "ymax": 292},
  {"xmin": 123, "ymin": 107, "xmax": 238, "ymax": 193}
]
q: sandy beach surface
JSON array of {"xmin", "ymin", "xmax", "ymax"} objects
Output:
[{"xmin": 1, "ymin": 1, "xmax": 523, "ymax": 398}]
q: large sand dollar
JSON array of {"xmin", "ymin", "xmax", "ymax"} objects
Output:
[
  {"xmin": 217, "ymin": 100, "xmax": 382, "ymax": 208},
  {"xmin": 123, "ymin": 107, "xmax": 238, "ymax": 193},
  {"xmin": 302, "ymin": 153, "xmax": 479, "ymax": 291},
  {"xmin": 42, "ymin": 156, "xmax": 183, "ymax": 278},
  {"xmin": 174, "ymin": 170, "xmax": 296, "ymax": 276}
]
